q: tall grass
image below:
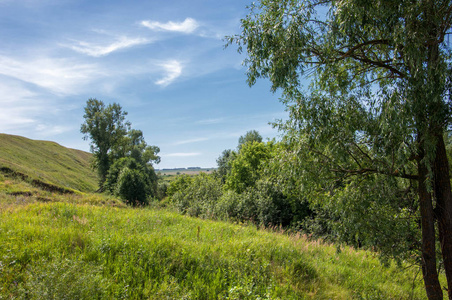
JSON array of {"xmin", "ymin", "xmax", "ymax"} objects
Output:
[
  {"xmin": 0, "ymin": 133, "xmax": 97, "ymax": 192},
  {"xmin": 0, "ymin": 198, "xmax": 428, "ymax": 299}
]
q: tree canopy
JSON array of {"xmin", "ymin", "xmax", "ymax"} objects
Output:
[
  {"xmin": 238, "ymin": 130, "xmax": 263, "ymax": 150},
  {"xmin": 80, "ymin": 99, "xmax": 130, "ymax": 188},
  {"xmin": 228, "ymin": 0, "xmax": 452, "ymax": 298},
  {"xmin": 81, "ymin": 98, "xmax": 160, "ymax": 204}
]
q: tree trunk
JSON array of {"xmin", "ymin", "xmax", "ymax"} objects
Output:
[
  {"xmin": 419, "ymin": 152, "xmax": 444, "ymax": 299},
  {"xmin": 434, "ymin": 133, "xmax": 452, "ymax": 299}
]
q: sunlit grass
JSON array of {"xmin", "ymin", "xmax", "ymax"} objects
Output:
[
  {"xmin": 0, "ymin": 133, "xmax": 97, "ymax": 192},
  {"xmin": 0, "ymin": 194, "xmax": 427, "ymax": 299}
]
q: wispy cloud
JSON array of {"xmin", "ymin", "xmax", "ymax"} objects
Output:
[
  {"xmin": 64, "ymin": 36, "xmax": 151, "ymax": 57},
  {"xmin": 164, "ymin": 152, "xmax": 201, "ymax": 157},
  {"xmin": 173, "ymin": 137, "xmax": 208, "ymax": 145},
  {"xmin": 141, "ymin": 18, "xmax": 199, "ymax": 34},
  {"xmin": 35, "ymin": 124, "xmax": 73, "ymax": 136},
  {"xmin": 196, "ymin": 118, "xmax": 225, "ymax": 125},
  {"xmin": 155, "ymin": 60, "xmax": 182, "ymax": 87},
  {"xmin": 0, "ymin": 79, "xmax": 74, "ymax": 136},
  {"xmin": 0, "ymin": 55, "xmax": 101, "ymax": 95}
]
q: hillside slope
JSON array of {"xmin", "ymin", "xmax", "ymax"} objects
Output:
[{"xmin": 0, "ymin": 133, "xmax": 97, "ymax": 192}]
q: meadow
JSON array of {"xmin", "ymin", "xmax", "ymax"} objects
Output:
[
  {"xmin": 0, "ymin": 133, "xmax": 432, "ymax": 299},
  {"xmin": 0, "ymin": 179, "xmax": 429, "ymax": 299}
]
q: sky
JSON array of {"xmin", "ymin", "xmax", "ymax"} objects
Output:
[{"xmin": 0, "ymin": 0, "xmax": 287, "ymax": 169}]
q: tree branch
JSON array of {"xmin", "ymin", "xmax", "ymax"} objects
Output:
[{"xmin": 330, "ymin": 167, "xmax": 418, "ymax": 180}]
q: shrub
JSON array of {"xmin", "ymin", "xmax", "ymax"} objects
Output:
[
  {"xmin": 115, "ymin": 167, "xmax": 148, "ymax": 206},
  {"xmin": 215, "ymin": 190, "xmax": 241, "ymax": 220},
  {"xmin": 169, "ymin": 173, "xmax": 222, "ymax": 218},
  {"xmin": 166, "ymin": 174, "xmax": 193, "ymax": 198},
  {"xmin": 105, "ymin": 157, "xmax": 158, "ymax": 205},
  {"xmin": 105, "ymin": 157, "xmax": 140, "ymax": 193},
  {"xmin": 224, "ymin": 142, "xmax": 273, "ymax": 194}
]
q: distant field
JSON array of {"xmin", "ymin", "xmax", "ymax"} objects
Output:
[{"xmin": 157, "ymin": 168, "xmax": 215, "ymax": 176}]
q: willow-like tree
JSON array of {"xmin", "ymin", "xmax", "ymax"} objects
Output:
[{"xmin": 228, "ymin": 1, "xmax": 452, "ymax": 299}]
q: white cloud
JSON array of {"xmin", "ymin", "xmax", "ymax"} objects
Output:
[
  {"xmin": 141, "ymin": 18, "xmax": 199, "ymax": 34},
  {"xmin": 0, "ymin": 55, "xmax": 101, "ymax": 95},
  {"xmin": 196, "ymin": 118, "xmax": 225, "ymax": 125},
  {"xmin": 173, "ymin": 137, "xmax": 208, "ymax": 145},
  {"xmin": 0, "ymin": 80, "xmax": 74, "ymax": 136},
  {"xmin": 155, "ymin": 60, "xmax": 182, "ymax": 87},
  {"xmin": 64, "ymin": 36, "xmax": 151, "ymax": 57},
  {"xmin": 35, "ymin": 124, "xmax": 73, "ymax": 136},
  {"xmin": 164, "ymin": 152, "xmax": 201, "ymax": 157}
]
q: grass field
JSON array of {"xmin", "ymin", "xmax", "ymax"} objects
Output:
[
  {"xmin": 0, "ymin": 195, "xmax": 428, "ymax": 299},
  {"xmin": 0, "ymin": 133, "xmax": 97, "ymax": 192},
  {"xmin": 0, "ymin": 134, "xmax": 433, "ymax": 299}
]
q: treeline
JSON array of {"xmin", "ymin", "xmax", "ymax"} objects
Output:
[
  {"xmin": 166, "ymin": 131, "xmax": 309, "ymax": 230},
  {"xmin": 166, "ymin": 129, "xmax": 451, "ymax": 267}
]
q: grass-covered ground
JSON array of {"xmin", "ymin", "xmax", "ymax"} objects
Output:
[
  {"xmin": 158, "ymin": 168, "xmax": 215, "ymax": 184},
  {"xmin": 0, "ymin": 133, "xmax": 97, "ymax": 192},
  {"xmin": 0, "ymin": 190, "xmax": 428, "ymax": 298},
  {"xmin": 0, "ymin": 134, "xmax": 432, "ymax": 299}
]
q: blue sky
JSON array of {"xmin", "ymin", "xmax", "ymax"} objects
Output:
[{"xmin": 0, "ymin": 0, "xmax": 286, "ymax": 169}]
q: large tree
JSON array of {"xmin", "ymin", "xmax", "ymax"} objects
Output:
[
  {"xmin": 229, "ymin": 0, "xmax": 452, "ymax": 298},
  {"xmin": 80, "ymin": 98, "xmax": 130, "ymax": 189}
]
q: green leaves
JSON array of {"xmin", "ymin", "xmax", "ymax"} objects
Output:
[
  {"xmin": 81, "ymin": 99, "xmax": 160, "ymax": 202},
  {"xmin": 225, "ymin": 141, "xmax": 273, "ymax": 194},
  {"xmin": 229, "ymin": 3, "xmax": 452, "ymax": 293}
]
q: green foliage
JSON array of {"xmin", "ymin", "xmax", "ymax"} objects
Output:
[
  {"xmin": 167, "ymin": 141, "xmax": 311, "ymax": 228},
  {"xmin": 225, "ymin": 141, "xmax": 273, "ymax": 194},
  {"xmin": 115, "ymin": 167, "xmax": 148, "ymax": 206},
  {"xmin": 238, "ymin": 130, "xmax": 263, "ymax": 150},
  {"xmin": 80, "ymin": 99, "xmax": 130, "ymax": 187},
  {"xmin": 229, "ymin": 0, "xmax": 452, "ymax": 296},
  {"xmin": 216, "ymin": 180, "xmax": 310, "ymax": 228},
  {"xmin": 166, "ymin": 174, "xmax": 194, "ymax": 198},
  {"xmin": 105, "ymin": 157, "xmax": 141, "ymax": 193},
  {"xmin": 80, "ymin": 99, "xmax": 160, "ymax": 204},
  {"xmin": 170, "ymin": 173, "xmax": 222, "ymax": 218},
  {"xmin": 216, "ymin": 130, "xmax": 263, "ymax": 184},
  {"xmin": 215, "ymin": 149, "xmax": 235, "ymax": 183},
  {"xmin": 105, "ymin": 156, "xmax": 158, "ymax": 205}
]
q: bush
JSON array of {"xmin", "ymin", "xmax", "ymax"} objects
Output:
[
  {"xmin": 224, "ymin": 142, "xmax": 273, "ymax": 194},
  {"xmin": 115, "ymin": 167, "xmax": 148, "ymax": 206},
  {"xmin": 105, "ymin": 157, "xmax": 140, "ymax": 193},
  {"xmin": 166, "ymin": 174, "xmax": 193, "ymax": 198},
  {"xmin": 215, "ymin": 190, "xmax": 241, "ymax": 220},
  {"xmin": 215, "ymin": 181, "xmax": 310, "ymax": 227},
  {"xmin": 169, "ymin": 173, "xmax": 222, "ymax": 218},
  {"xmin": 156, "ymin": 181, "xmax": 168, "ymax": 200},
  {"xmin": 105, "ymin": 157, "xmax": 158, "ymax": 205}
]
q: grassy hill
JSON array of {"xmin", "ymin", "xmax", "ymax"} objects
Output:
[
  {"xmin": 0, "ymin": 133, "xmax": 97, "ymax": 192},
  {"xmin": 0, "ymin": 133, "xmax": 432, "ymax": 299}
]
